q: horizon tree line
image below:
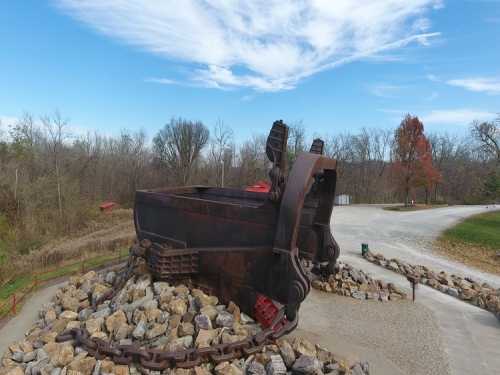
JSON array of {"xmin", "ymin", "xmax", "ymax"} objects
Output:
[{"xmin": 0, "ymin": 111, "xmax": 498, "ymax": 256}]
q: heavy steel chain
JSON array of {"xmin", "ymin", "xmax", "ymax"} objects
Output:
[
  {"xmin": 56, "ymin": 245, "xmax": 297, "ymax": 371},
  {"xmin": 57, "ymin": 308, "xmax": 295, "ymax": 371}
]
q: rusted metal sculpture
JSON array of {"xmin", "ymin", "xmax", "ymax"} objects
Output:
[
  {"xmin": 134, "ymin": 120, "xmax": 340, "ymax": 327},
  {"xmin": 56, "ymin": 121, "xmax": 340, "ymax": 371}
]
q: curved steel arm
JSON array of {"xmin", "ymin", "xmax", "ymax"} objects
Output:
[
  {"xmin": 273, "ymin": 152, "xmax": 337, "ymax": 252},
  {"xmin": 270, "ymin": 152, "xmax": 337, "ymax": 320}
]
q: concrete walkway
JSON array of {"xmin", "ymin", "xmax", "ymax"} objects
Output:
[{"xmin": 0, "ymin": 282, "xmax": 63, "ymax": 355}]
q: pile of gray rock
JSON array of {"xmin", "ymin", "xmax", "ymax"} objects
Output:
[
  {"xmin": 363, "ymin": 251, "xmax": 500, "ymax": 321},
  {"xmin": 311, "ymin": 262, "xmax": 407, "ymax": 302},
  {"xmin": 0, "ymin": 269, "xmax": 370, "ymax": 375}
]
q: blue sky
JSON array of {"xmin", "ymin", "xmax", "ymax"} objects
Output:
[{"xmin": 1, "ymin": 0, "xmax": 499, "ymax": 142}]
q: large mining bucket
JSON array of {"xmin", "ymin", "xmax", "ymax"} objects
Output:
[{"xmin": 134, "ymin": 120, "xmax": 339, "ymax": 326}]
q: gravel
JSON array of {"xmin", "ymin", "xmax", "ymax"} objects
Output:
[{"xmin": 297, "ymin": 289, "xmax": 450, "ymax": 375}]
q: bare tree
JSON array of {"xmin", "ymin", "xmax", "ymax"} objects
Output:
[
  {"xmin": 471, "ymin": 118, "xmax": 500, "ymax": 164},
  {"xmin": 209, "ymin": 120, "xmax": 234, "ymax": 187},
  {"xmin": 153, "ymin": 118, "xmax": 210, "ymax": 185},
  {"xmin": 288, "ymin": 121, "xmax": 306, "ymax": 164},
  {"xmin": 236, "ymin": 134, "xmax": 268, "ymax": 187},
  {"xmin": 41, "ymin": 111, "xmax": 70, "ymax": 219}
]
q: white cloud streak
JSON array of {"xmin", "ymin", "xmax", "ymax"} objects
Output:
[
  {"xmin": 422, "ymin": 109, "xmax": 496, "ymax": 125},
  {"xmin": 370, "ymin": 84, "xmax": 405, "ymax": 98},
  {"xmin": 56, "ymin": 0, "xmax": 442, "ymax": 91},
  {"xmin": 446, "ymin": 77, "xmax": 500, "ymax": 94},
  {"xmin": 378, "ymin": 108, "xmax": 496, "ymax": 126}
]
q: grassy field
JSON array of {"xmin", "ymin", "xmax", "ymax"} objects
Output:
[
  {"xmin": 442, "ymin": 210, "xmax": 500, "ymax": 250},
  {"xmin": 436, "ymin": 210, "xmax": 500, "ymax": 275}
]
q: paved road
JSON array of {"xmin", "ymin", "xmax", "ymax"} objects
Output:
[
  {"xmin": 333, "ymin": 204, "xmax": 500, "ymax": 287},
  {"xmin": 329, "ymin": 204, "xmax": 500, "ymax": 375}
]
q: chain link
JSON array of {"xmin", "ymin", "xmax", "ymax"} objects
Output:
[{"xmin": 56, "ymin": 314, "xmax": 294, "ymax": 370}]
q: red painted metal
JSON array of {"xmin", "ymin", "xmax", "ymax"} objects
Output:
[
  {"xmin": 245, "ymin": 181, "xmax": 271, "ymax": 193},
  {"xmin": 99, "ymin": 201, "xmax": 116, "ymax": 212},
  {"xmin": 254, "ymin": 294, "xmax": 280, "ymax": 328}
]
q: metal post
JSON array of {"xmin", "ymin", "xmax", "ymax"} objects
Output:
[
  {"xmin": 361, "ymin": 243, "xmax": 369, "ymax": 257},
  {"xmin": 407, "ymin": 275, "xmax": 419, "ymax": 302},
  {"xmin": 11, "ymin": 294, "xmax": 16, "ymax": 315}
]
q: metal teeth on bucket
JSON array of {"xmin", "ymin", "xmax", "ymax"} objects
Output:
[{"xmin": 147, "ymin": 245, "xmax": 199, "ymax": 278}]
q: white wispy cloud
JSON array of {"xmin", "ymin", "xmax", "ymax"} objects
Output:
[
  {"xmin": 446, "ymin": 77, "xmax": 500, "ymax": 94},
  {"xmin": 144, "ymin": 77, "xmax": 181, "ymax": 86},
  {"xmin": 422, "ymin": 109, "xmax": 496, "ymax": 125},
  {"xmin": 370, "ymin": 84, "xmax": 406, "ymax": 98},
  {"xmin": 378, "ymin": 108, "xmax": 496, "ymax": 126},
  {"xmin": 56, "ymin": 0, "xmax": 442, "ymax": 92}
]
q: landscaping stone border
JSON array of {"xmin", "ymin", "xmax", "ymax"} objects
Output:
[
  {"xmin": 363, "ymin": 251, "xmax": 500, "ymax": 321},
  {"xmin": 311, "ymin": 262, "xmax": 408, "ymax": 302}
]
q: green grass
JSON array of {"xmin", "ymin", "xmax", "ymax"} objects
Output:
[
  {"xmin": 442, "ymin": 210, "xmax": 500, "ymax": 250},
  {"xmin": 0, "ymin": 248, "xmax": 129, "ymax": 317}
]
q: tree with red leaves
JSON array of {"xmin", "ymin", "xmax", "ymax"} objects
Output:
[{"xmin": 392, "ymin": 114, "xmax": 440, "ymax": 206}]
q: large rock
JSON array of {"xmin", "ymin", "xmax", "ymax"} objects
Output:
[
  {"xmin": 246, "ymin": 361, "xmax": 266, "ymax": 375},
  {"xmin": 214, "ymin": 361, "xmax": 243, "ymax": 375},
  {"xmin": 292, "ymin": 337, "xmax": 317, "ymax": 357},
  {"xmin": 291, "ymin": 355, "xmax": 322, "ymax": 375},
  {"xmin": 61, "ymin": 295, "xmax": 80, "ymax": 312},
  {"xmin": 44, "ymin": 342, "xmax": 74, "ymax": 367},
  {"xmin": 179, "ymin": 322, "xmax": 195, "ymax": 337},
  {"xmin": 105, "ymin": 310, "xmax": 127, "ymax": 334},
  {"xmin": 68, "ymin": 356, "xmax": 97, "ymax": 375},
  {"xmin": 195, "ymin": 329, "xmax": 219, "ymax": 348},
  {"xmin": 266, "ymin": 355, "xmax": 287, "ymax": 375},
  {"xmin": 195, "ymin": 314, "xmax": 213, "ymax": 330},
  {"xmin": 132, "ymin": 320, "xmax": 147, "ymax": 339},
  {"xmin": 200, "ymin": 305, "xmax": 218, "ymax": 321},
  {"xmin": 0, "ymin": 366, "xmax": 24, "ymax": 375},
  {"xmin": 216, "ymin": 311, "xmax": 234, "ymax": 328},
  {"xmin": 169, "ymin": 298, "xmax": 188, "ymax": 316},
  {"xmin": 168, "ymin": 336, "xmax": 194, "ymax": 351},
  {"xmin": 145, "ymin": 323, "xmax": 167, "ymax": 339},
  {"xmin": 85, "ymin": 318, "xmax": 103, "ymax": 335},
  {"xmin": 194, "ymin": 291, "xmax": 219, "ymax": 308},
  {"xmin": 278, "ymin": 339, "xmax": 295, "ymax": 368},
  {"xmin": 44, "ymin": 309, "xmax": 57, "ymax": 325}
]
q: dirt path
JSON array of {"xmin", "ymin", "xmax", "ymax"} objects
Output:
[{"xmin": 37, "ymin": 220, "xmax": 135, "ymax": 255}]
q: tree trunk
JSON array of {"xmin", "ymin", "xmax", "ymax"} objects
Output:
[{"xmin": 56, "ymin": 162, "xmax": 63, "ymax": 220}]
